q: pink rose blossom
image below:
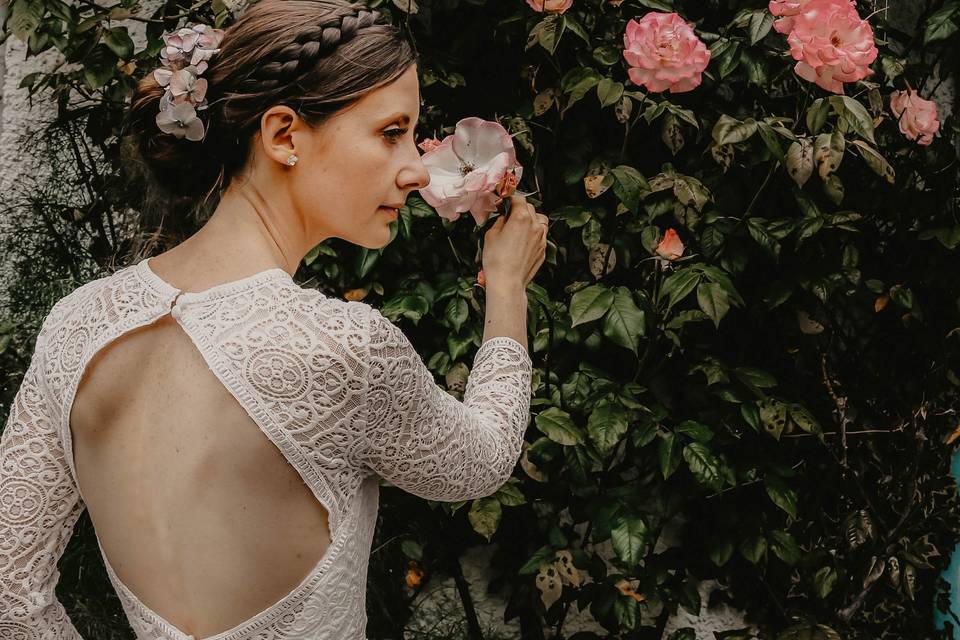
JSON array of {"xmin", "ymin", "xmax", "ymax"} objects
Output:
[
  {"xmin": 418, "ymin": 117, "xmax": 524, "ymax": 226},
  {"xmin": 768, "ymin": 0, "xmax": 856, "ymax": 35},
  {"xmin": 526, "ymin": 0, "xmax": 573, "ymax": 14},
  {"xmin": 786, "ymin": 0, "xmax": 877, "ymax": 94},
  {"xmin": 622, "ymin": 12, "xmax": 711, "ymax": 94},
  {"xmin": 890, "ymin": 89, "xmax": 940, "ymax": 146}
]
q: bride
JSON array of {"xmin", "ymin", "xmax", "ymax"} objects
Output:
[{"xmin": 0, "ymin": 0, "xmax": 548, "ymax": 637}]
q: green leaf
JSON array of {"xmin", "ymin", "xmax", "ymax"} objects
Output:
[
  {"xmin": 661, "ymin": 267, "xmax": 701, "ymax": 311},
  {"xmin": 806, "ymin": 98, "xmax": 830, "ymax": 135},
  {"xmin": 597, "ymin": 78, "xmax": 624, "ymax": 109},
  {"xmin": 769, "ymin": 530, "xmax": 801, "ymax": 564},
  {"xmin": 924, "ymin": 1, "xmax": 960, "ymax": 44},
  {"xmin": 8, "ymin": 0, "xmax": 44, "ymax": 42},
  {"xmin": 569, "ymin": 285, "xmax": 614, "ymax": 326},
  {"xmin": 739, "ymin": 535, "xmax": 767, "ymax": 564},
  {"xmin": 602, "ymin": 287, "xmax": 645, "ymax": 354},
  {"xmin": 563, "ymin": 14, "xmax": 590, "ymax": 45},
  {"xmin": 593, "ymin": 44, "xmax": 621, "ymax": 66},
  {"xmin": 765, "ymin": 475, "xmax": 799, "ymax": 518},
  {"xmin": 710, "ymin": 539, "xmax": 734, "ymax": 566},
  {"xmin": 611, "ymin": 165, "xmax": 648, "ymax": 213},
  {"xmin": 675, "ymin": 420, "xmax": 714, "ymax": 442},
  {"xmin": 683, "ymin": 442, "xmax": 724, "ymax": 492},
  {"xmin": 748, "ymin": 10, "xmax": 774, "ymax": 45},
  {"xmin": 757, "ymin": 123, "xmax": 785, "ymax": 161},
  {"xmin": 778, "ymin": 624, "xmax": 842, "ymax": 640},
  {"xmin": 493, "ymin": 482, "xmax": 526, "ymax": 507},
  {"xmin": 614, "ymin": 596, "xmax": 640, "ymax": 630},
  {"xmin": 822, "ymin": 173, "xmax": 844, "ymax": 205},
  {"xmin": 611, "ymin": 514, "xmax": 647, "ymax": 567},
  {"xmin": 535, "ymin": 407, "xmax": 585, "ymax": 446},
  {"xmin": 669, "ymin": 628, "xmax": 697, "ymax": 640},
  {"xmin": 812, "ymin": 566, "xmax": 839, "ymax": 599},
  {"xmin": 787, "ymin": 403, "xmax": 822, "ymax": 437},
  {"xmin": 659, "ymin": 431, "xmax": 682, "ymax": 479},
  {"xmin": 443, "ymin": 297, "xmax": 468, "ymax": 332},
  {"xmin": 104, "ymin": 27, "xmax": 135, "ymax": 59},
  {"xmin": 700, "ymin": 225, "xmax": 725, "ymax": 260},
  {"xmin": 519, "ymin": 545, "xmax": 558, "ymax": 575},
  {"xmin": 588, "ymin": 400, "xmax": 630, "ymax": 455},
  {"xmin": 786, "ymin": 138, "xmax": 814, "ymax": 187},
  {"xmin": 814, "ymin": 130, "xmax": 844, "ymax": 178},
  {"xmin": 829, "ymin": 95, "xmax": 876, "ymax": 144},
  {"xmin": 533, "ymin": 15, "xmax": 565, "ymax": 54},
  {"xmin": 82, "ymin": 45, "xmax": 118, "ymax": 91},
  {"xmin": 889, "ymin": 284, "xmax": 914, "ymax": 309},
  {"xmin": 733, "ymin": 366, "xmax": 777, "ymax": 393},
  {"xmin": 746, "ymin": 218, "xmax": 781, "ymax": 260},
  {"xmin": 758, "ymin": 397, "xmax": 789, "ymax": 440},
  {"xmin": 467, "ymin": 497, "xmax": 502, "ymax": 542},
  {"xmin": 851, "ymin": 140, "xmax": 895, "ymax": 184},
  {"xmin": 712, "ymin": 115, "xmax": 758, "ymax": 146},
  {"xmin": 401, "ymin": 539, "xmax": 424, "ymax": 560},
  {"xmin": 697, "ymin": 282, "xmax": 730, "ymax": 329},
  {"xmin": 561, "ymin": 67, "xmax": 601, "ymax": 112}
]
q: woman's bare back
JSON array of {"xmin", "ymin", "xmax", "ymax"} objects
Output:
[{"xmin": 69, "ymin": 292, "xmax": 331, "ymax": 638}]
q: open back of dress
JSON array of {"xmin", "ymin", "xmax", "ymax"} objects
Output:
[
  {"xmin": 70, "ymin": 305, "xmax": 332, "ymax": 639},
  {"xmin": 0, "ymin": 256, "xmax": 534, "ymax": 640}
]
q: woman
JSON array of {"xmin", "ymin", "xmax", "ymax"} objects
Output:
[{"xmin": 0, "ymin": 0, "xmax": 547, "ymax": 637}]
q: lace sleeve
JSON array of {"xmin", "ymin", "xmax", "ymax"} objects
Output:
[
  {"xmin": 358, "ymin": 306, "xmax": 533, "ymax": 501},
  {"xmin": 0, "ymin": 314, "xmax": 84, "ymax": 638}
]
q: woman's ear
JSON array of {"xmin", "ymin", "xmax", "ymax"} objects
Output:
[{"xmin": 259, "ymin": 105, "xmax": 301, "ymax": 166}]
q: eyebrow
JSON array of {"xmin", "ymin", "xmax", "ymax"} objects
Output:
[{"xmin": 384, "ymin": 113, "xmax": 417, "ymax": 127}]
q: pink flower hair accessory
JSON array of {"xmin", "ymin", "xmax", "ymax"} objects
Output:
[{"xmin": 152, "ymin": 22, "xmax": 225, "ymax": 142}]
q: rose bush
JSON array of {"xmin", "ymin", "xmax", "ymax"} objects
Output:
[{"xmin": 2, "ymin": 0, "xmax": 960, "ymax": 639}]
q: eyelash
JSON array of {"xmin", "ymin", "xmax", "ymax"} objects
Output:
[{"xmin": 384, "ymin": 128, "xmax": 409, "ymax": 143}]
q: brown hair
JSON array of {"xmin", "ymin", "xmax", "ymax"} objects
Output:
[{"xmin": 122, "ymin": 0, "xmax": 417, "ymax": 248}]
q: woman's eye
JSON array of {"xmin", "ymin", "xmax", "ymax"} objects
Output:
[{"xmin": 384, "ymin": 128, "xmax": 408, "ymax": 142}]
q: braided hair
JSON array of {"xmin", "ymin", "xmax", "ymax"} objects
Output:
[{"xmin": 124, "ymin": 0, "xmax": 416, "ymax": 245}]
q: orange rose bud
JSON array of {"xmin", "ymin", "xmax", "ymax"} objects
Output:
[
  {"xmin": 496, "ymin": 169, "xmax": 519, "ymax": 198},
  {"xmin": 655, "ymin": 228, "xmax": 684, "ymax": 260},
  {"xmin": 406, "ymin": 562, "xmax": 424, "ymax": 588},
  {"xmin": 477, "ymin": 270, "xmax": 486, "ymax": 288},
  {"xmin": 615, "ymin": 579, "xmax": 646, "ymax": 602},
  {"xmin": 417, "ymin": 137, "xmax": 443, "ymax": 153},
  {"xmin": 344, "ymin": 288, "xmax": 368, "ymax": 302}
]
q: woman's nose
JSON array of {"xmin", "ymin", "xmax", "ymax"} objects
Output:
[{"xmin": 403, "ymin": 142, "xmax": 431, "ymax": 190}]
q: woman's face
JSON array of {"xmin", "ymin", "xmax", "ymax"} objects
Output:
[{"xmin": 256, "ymin": 63, "xmax": 431, "ymax": 251}]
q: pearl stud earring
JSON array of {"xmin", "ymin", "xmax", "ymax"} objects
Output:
[{"xmin": 286, "ymin": 154, "xmax": 299, "ymax": 166}]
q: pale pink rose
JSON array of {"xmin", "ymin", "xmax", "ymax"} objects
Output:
[
  {"xmin": 768, "ymin": 0, "xmax": 856, "ymax": 35},
  {"xmin": 622, "ymin": 12, "xmax": 711, "ymax": 94},
  {"xmin": 418, "ymin": 117, "xmax": 524, "ymax": 226},
  {"xmin": 890, "ymin": 89, "xmax": 940, "ymax": 146},
  {"xmin": 786, "ymin": 0, "xmax": 877, "ymax": 94},
  {"xmin": 526, "ymin": 0, "xmax": 573, "ymax": 14}
]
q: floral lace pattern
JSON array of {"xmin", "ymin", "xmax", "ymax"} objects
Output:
[{"xmin": 0, "ymin": 258, "xmax": 533, "ymax": 639}]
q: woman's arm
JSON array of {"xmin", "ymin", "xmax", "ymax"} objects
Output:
[
  {"xmin": 356, "ymin": 303, "xmax": 533, "ymax": 501},
  {"xmin": 0, "ymin": 314, "xmax": 85, "ymax": 638}
]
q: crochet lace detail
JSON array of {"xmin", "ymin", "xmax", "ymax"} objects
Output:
[{"xmin": 0, "ymin": 259, "xmax": 532, "ymax": 639}]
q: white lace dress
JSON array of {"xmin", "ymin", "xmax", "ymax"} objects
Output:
[{"xmin": 0, "ymin": 258, "xmax": 533, "ymax": 639}]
